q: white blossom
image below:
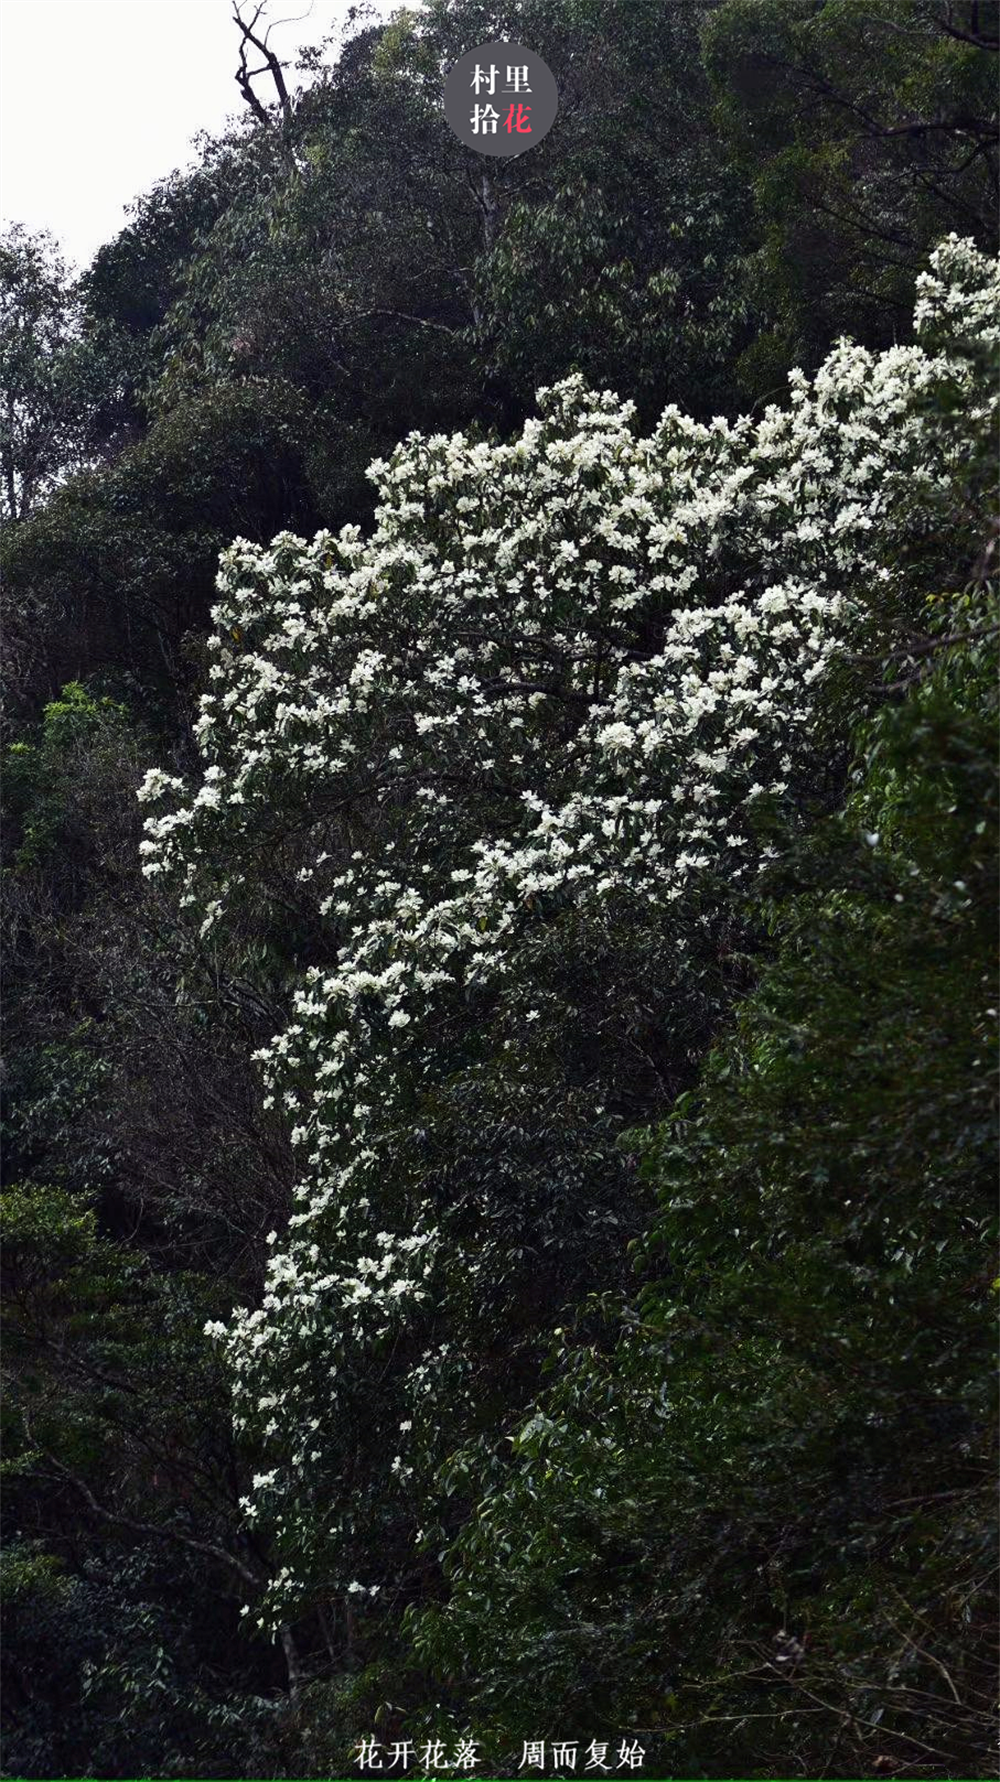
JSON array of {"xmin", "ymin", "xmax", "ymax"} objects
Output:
[{"xmin": 141, "ymin": 238, "xmax": 998, "ymax": 1618}]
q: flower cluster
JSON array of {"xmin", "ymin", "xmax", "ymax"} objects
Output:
[{"xmin": 140, "ymin": 238, "xmax": 997, "ymax": 1614}]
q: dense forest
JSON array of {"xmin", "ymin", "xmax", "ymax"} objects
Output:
[{"xmin": 1, "ymin": 2, "xmax": 997, "ymax": 1778}]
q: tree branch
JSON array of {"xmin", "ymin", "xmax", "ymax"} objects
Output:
[
  {"xmin": 37, "ymin": 1445, "xmax": 261, "ymax": 1588},
  {"xmin": 232, "ymin": 1, "xmax": 299, "ymax": 170}
]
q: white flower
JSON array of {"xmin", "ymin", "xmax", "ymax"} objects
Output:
[{"xmin": 137, "ymin": 239, "xmax": 998, "ymax": 1608}]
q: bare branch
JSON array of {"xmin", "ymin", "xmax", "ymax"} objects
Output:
[{"xmin": 232, "ymin": 0, "xmax": 300, "ymax": 168}]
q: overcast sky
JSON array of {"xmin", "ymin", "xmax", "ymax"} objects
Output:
[{"xmin": 0, "ymin": 0, "xmax": 397, "ymax": 272}]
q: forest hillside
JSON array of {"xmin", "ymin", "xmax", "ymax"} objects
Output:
[{"xmin": 2, "ymin": 3, "xmax": 997, "ymax": 1778}]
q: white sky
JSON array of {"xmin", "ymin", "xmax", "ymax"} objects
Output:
[{"xmin": 0, "ymin": 0, "xmax": 398, "ymax": 271}]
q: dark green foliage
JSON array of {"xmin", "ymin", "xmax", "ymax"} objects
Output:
[
  {"xmin": 2, "ymin": 688, "xmax": 298, "ymax": 1773},
  {"xmin": 1, "ymin": 227, "xmax": 94, "ymax": 525},
  {"xmin": 705, "ymin": 0, "xmax": 999, "ymax": 396},
  {"xmin": 1, "ymin": 1181, "xmax": 287, "ymax": 1781},
  {"xmin": 1, "ymin": 382, "xmax": 320, "ymax": 726},
  {"xmin": 409, "ymin": 612, "xmax": 998, "ymax": 1777},
  {"xmin": 6, "ymin": 0, "xmax": 745, "ymax": 729},
  {"xmin": 1, "ymin": 0, "xmax": 997, "ymax": 1773}
]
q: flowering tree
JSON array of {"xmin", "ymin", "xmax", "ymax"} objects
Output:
[{"xmin": 140, "ymin": 238, "xmax": 997, "ymax": 1627}]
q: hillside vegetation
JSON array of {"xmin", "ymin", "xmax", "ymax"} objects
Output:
[{"xmin": 2, "ymin": 4, "xmax": 997, "ymax": 1778}]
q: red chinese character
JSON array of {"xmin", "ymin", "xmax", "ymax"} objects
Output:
[{"xmin": 505, "ymin": 103, "xmax": 532, "ymax": 134}]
